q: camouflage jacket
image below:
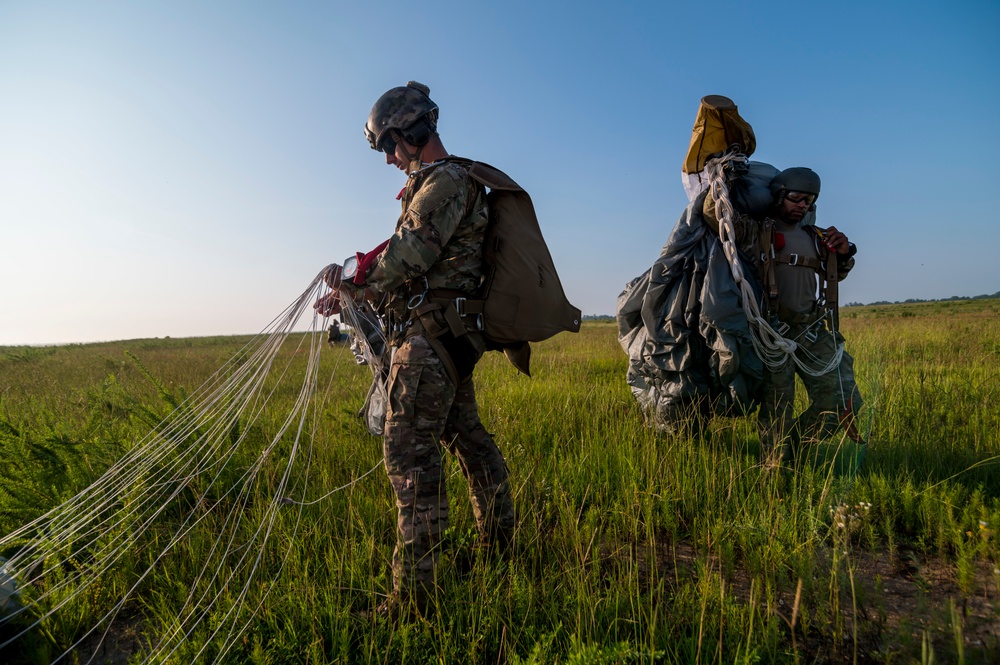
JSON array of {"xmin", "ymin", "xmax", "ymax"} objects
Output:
[{"xmin": 367, "ymin": 159, "xmax": 489, "ymax": 300}]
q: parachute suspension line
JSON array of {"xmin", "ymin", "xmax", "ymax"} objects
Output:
[
  {"xmin": 279, "ymin": 460, "xmax": 384, "ymax": 507},
  {"xmin": 338, "ymin": 287, "xmax": 392, "ymax": 435},
  {"xmin": 0, "ymin": 265, "xmax": 380, "ymax": 663},
  {"xmin": 705, "ymin": 151, "xmax": 843, "ymax": 378},
  {"xmin": 271, "ymin": 292, "xmax": 389, "ymax": 509},
  {"xmin": 175, "ymin": 301, "xmax": 329, "ymax": 665}
]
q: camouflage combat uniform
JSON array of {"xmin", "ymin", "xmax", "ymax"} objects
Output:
[
  {"xmin": 704, "ymin": 197, "xmax": 864, "ymax": 461},
  {"xmin": 357, "ymin": 159, "xmax": 515, "ymax": 609}
]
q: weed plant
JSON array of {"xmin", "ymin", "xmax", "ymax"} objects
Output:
[{"xmin": 1, "ymin": 300, "xmax": 998, "ymax": 663}]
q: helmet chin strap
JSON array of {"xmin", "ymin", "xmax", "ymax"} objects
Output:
[
  {"xmin": 407, "ymin": 147, "xmax": 424, "ymax": 175},
  {"xmin": 390, "ymin": 130, "xmax": 425, "ymax": 175}
]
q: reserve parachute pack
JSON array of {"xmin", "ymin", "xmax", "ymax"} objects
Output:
[{"xmin": 444, "ymin": 156, "xmax": 581, "ymax": 375}]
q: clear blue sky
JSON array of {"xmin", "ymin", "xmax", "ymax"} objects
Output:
[{"xmin": 2, "ymin": 1, "xmax": 998, "ymax": 345}]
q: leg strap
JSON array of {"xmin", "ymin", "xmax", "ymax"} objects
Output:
[{"xmin": 407, "ymin": 302, "xmax": 478, "ymax": 385}]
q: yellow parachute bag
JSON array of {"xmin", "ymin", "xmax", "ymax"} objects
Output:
[{"xmin": 682, "ymin": 95, "xmax": 756, "ymax": 201}]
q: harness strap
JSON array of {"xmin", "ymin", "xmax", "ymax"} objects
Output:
[
  {"xmin": 824, "ymin": 246, "xmax": 840, "ymax": 329},
  {"xmin": 403, "ymin": 300, "xmax": 480, "ymax": 385},
  {"xmin": 758, "ymin": 219, "xmax": 844, "ymax": 321},
  {"xmin": 775, "ymin": 304, "xmax": 822, "ymax": 325},
  {"xmin": 413, "ymin": 301, "xmax": 466, "ymax": 339},
  {"xmin": 773, "ymin": 251, "xmax": 824, "ymax": 271},
  {"xmin": 403, "ymin": 311, "xmax": 463, "ymax": 386},
  {"xmin": 434, "ymin": 297, "xmax": 485, "ymax": 315},
  {"xmin": 759, "ymin": 218, "xmax": 778, "ymax": 310},
  {"xmin": 426, "ymin": 288, "xmax": 485, "ymax": 327}
]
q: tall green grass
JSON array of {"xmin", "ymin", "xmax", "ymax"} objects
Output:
[{"xmin": 1, "ymin": 301, "xmax": 998, "ymax": 663}]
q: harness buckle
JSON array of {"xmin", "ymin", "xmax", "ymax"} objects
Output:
[
  {"xmin": 452, "ymin": 296, "xmax": 483, "ymax": 330},
  {"xmin": 788, "ymin": 254, "xmax": 800, "ymax": 266},
  {"xmin": 455, "ymin": 297, "xmax": 484, "ymax": 330},
  {"xmin": 406, "ymin": 277, "xmax": 429, "ymax": 310}
]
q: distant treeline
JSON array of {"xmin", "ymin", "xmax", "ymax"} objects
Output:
[
  {"xmin": 583, "ymin": 292, "xmax": 1000, "ymax": 319},
  {"xmin": 844, "ymin": 291, "xmax": 1000, "ymax": 307}
]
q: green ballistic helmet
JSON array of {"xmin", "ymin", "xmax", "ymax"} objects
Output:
[
  {"xmin": 364, "ymin": 81, "xmax": 439, "ymax": 152},
  {"xmin": 769, "ymin": 167, "xmax": 821, "ymax": 202}
]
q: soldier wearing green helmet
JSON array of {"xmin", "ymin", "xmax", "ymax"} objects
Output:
[
  {"xmin": 769, "ymin": 166, "xmax": 822, "ymax": 203},
  {"xmin": 619, "ymin": 95, "xmax": 865, "ymax": 464},
  {"xmin": 364, "ymin": 81, "xmax": 441, "ymax": 175},
  {"xmin": 316, "ymin": 82, "xmax": 515, "ymax": 619},
  {"xmin": 704, "ymin": 163, "xmax": 864, "ymax": 464},
  {"xmin": 759, "ymin": 167, "xmax": 864, "ymax": 463}
]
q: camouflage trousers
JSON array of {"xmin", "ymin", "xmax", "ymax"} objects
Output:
[
  {"xmin": 382, "ymin": 335, "xmax": 514, "ymax": 607},
  {"xmin": 758, "ymin": 323, "xmax": 864, "ymax": 463}
]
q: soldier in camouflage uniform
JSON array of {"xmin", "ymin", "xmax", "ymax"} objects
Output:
[
  {"xmin": 705, "ymin": 167, "xmax": 864, "ymax": 463},
  {"xmin": 316, "ymin": 82, "xmax": 514, "ymax": 616}
]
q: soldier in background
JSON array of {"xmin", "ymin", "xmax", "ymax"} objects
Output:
[
  {"xmin": 315, "ymin": 82, "xmax": 514, "ymax": 618},
  {"xmin": 327, "ymin": 319, "xmax": 341, "ymax": 345},
  {"xmin": 705, "ymin": 167, "xmax": 864, "ymax": 464}
]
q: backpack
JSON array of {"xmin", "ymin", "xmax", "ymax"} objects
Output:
[{"xmin": 444, "ymin": 157, "xmax": 581, "ymax": 375}]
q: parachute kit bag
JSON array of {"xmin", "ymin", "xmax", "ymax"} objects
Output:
[
  {"xmin": 445, "ymin": 157, "xmax": 582, "ymax": 375},
  {"xmin": 682, "ymin": 95, "xmax": 757, "ymax": 202},
  {"xmin": 683, "ymin": 94, "xmax": 756, "ymax": 175}
]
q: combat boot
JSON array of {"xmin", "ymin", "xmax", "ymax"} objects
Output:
[{"xmin": 365, "ymin": 591, "xmax": 429, "ymax": 623}]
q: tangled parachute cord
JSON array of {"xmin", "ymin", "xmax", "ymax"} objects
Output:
[
  {"xmin": 0, "ymin": 266, "xmax": 385, "ymax": 663},
  {"xmin": 706, "ymin": 151, "xmax": 843, "ymax": 378}
]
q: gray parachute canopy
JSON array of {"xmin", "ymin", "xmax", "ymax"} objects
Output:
[{"xmin": 616, "ymin": 162, "xmax": 780, "ymax": 432}]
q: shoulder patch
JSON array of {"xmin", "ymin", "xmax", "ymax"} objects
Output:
[{"xmin": 408, "ymin": 162, "xmax": 469, "ymax": 220}]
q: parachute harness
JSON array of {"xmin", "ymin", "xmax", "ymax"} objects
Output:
[{"xmin": 706, "ymin": 151, "xmax": 844, "ymax": 378}]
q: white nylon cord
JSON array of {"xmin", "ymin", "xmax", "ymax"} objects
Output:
[
  {"xmin": 0, "ymin": 266, "xmax": 387, "ymax": 663},
  {"xmin": 706, "ymin": 152, "xmax": 843, "ymax": 378}
]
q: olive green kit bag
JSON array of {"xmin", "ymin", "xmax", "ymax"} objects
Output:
[{"xmin": 444, "ymin": 157, "xmax": 581, "ymax": 375}]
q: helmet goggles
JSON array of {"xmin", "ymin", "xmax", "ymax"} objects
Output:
[{"xmin": 784, "ymin": 191, "xmax": 817, "ymax": 206}]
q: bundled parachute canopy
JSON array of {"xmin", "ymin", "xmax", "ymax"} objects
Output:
[
  {"xmin": 615, "ymin": 186, "xmax": 766, "ymax": 432},
  {"xmin": 619, "ymin": 96, "xmax": 782, "ymax": 432}
]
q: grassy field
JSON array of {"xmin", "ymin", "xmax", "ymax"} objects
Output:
[{"xmin": 1, "ymin": 298, "xmax": 998, "ymax": 663}]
